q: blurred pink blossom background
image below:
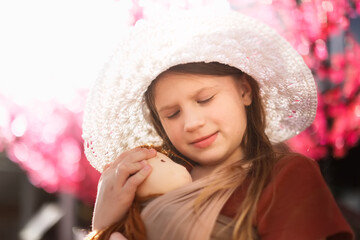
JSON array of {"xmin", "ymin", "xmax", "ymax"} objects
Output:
[{"xmin": 0, "ymin": 0, "xmax": 359, "ymax": 203}]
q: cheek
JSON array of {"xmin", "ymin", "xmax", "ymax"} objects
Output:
[
  {"xmin": 161, "ymin": 120, "xmax": 183, "ymax": 144},
  {"xmin": 234, "ymin": 108, "xmax": 248, "ymax": 137},
  {"xmin": 220, "ymin": 101, "xmax": 247, "ymax": 131}
]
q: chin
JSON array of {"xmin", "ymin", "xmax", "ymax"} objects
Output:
[
  {"xmin": 192, "ymin": 154, "xmax": 227, "ymax": 166},
  {"xmin": 190, "ymin": 148, "xmax": 239, "ymax": 167},
  {"xmin": 196, "ymin": 146, "xmax": 225, "ymax": 158}
]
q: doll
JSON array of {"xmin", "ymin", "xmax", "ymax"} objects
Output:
[{"xmin": 86, "ymin": 146, "xmax": 193, "ymax": 240}]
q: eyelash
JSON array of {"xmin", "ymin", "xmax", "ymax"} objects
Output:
[
  {"xmin": 166, "ymin": 95, "xmax": 214, "ymax": 119},
  {"xmin": 197, "ymin": 95, "xmax": 214, "ymax": 104},
  {"xmin": 167, "ymin": 110, "xmax": 180, "ymax": 119}
]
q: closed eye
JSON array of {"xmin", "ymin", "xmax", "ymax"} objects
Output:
[
  {"xmin": 167, "ymin": 110, "xmax": 180, "ymax": 119},
  {"xmin": 197, "ymin": 95, "xmax": 214, "ymax": 104}
]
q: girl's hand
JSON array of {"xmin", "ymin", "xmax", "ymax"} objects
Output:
[{"xmin": 92, "ymin": 147, "xmax": 156, "ymax": 231}]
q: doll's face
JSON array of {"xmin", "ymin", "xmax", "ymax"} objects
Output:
[{"xmin": 136, "ymin": 152, "xmax": 192, "ymax": 198}]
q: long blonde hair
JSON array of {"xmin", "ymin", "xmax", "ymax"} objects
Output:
[{"xmin": 144, "ymin": 62, "xmax": 278, "ymax": 240}]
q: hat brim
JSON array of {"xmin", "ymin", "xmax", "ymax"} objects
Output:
[{"xmin": 82, "ymin": 10, "xmax": 317, "ymax": 172}]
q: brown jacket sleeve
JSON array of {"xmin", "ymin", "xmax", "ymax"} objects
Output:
[{"xmin": 256, "ymin": 154, "xmax": 354, "ymax": 240}]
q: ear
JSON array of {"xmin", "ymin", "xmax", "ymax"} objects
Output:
[{"xmin": 239, "ymin": 80, "xmax": 252, "ymax": 106}]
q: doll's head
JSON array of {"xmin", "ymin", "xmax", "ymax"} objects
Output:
[{"xmin": 136, "ymin": 151, "xmax": 192, "ymax": 198}]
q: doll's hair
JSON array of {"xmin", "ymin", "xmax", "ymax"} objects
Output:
[
  {"xmin": 85, "ymin": 196, "xmax": 150, "ymax": 240},
  {"xmin": 144, "ymin": 62, "xmax": 279, "ymax": 240},
  {"xmin": 85, "ymin": 145, "xmax": 192, "ymax": 240}
]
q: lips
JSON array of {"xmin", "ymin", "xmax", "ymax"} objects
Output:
[{"xmin": 191, "ymin": 132, "xmax": 218, "ymax": 148}]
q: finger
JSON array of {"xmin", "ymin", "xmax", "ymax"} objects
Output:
[
  {"xmin": 111, "ymin": 148, "xmax": 156, "ymax": 184},
  {"xmin": 102, "ymin": 163, "xmax": 111, "ymax": 172},
  {"xmin": 107, "ymin": 148, "xmax": 142, "ymax": 171},
  {"xmin": 111, "ymin": 148, "xmax": 156, "ymax": 168},
  {"xmin": 122, "ymin": 148, "xmax": 157, "ymax": 164},
  {"xmin": 117, "ymin": 147, "xmax": 144, "ymax": 161},
  {"xmin": 109, "ymin": 232, "xmax": 128, "ymax": 240},
  {"xmin": 122, "ymin": 164, "xmax": 152, "ymax": 195},
  {"xmin": 115, "ymin": 160, "xmax": 150, "ymax": 185}
]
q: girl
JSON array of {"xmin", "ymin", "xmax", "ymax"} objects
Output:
[{"xmin": 82, "ymin": 11, "xmax": 354, "ymax": 239}]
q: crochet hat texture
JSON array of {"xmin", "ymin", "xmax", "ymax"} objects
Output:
[{"xmin": 82, "ymin": 10, "xmax": 318, "ymax": 172}]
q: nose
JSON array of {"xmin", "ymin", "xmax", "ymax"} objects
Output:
[{"xmin": 183, "ymin": 109, "xmax": 205, "ymax": 132}]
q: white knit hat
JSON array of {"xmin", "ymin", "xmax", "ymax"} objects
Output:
[{"xmin": 82, "ymin": 10, "xmax": 317, "ymax": 172}]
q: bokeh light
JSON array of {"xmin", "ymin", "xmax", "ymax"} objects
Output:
[{"xmin": 0, "ymin": 0, "xmax": 359, "ymax": 203}]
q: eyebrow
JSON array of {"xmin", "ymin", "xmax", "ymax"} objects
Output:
[{"xmin": 157, "ymin": 86, "xmax": 217, "ymax": 113}]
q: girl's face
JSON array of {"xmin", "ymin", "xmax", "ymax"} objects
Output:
[{"xmin": 154, "ymin": 73, "xmax": 252, "ymax": 169}]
